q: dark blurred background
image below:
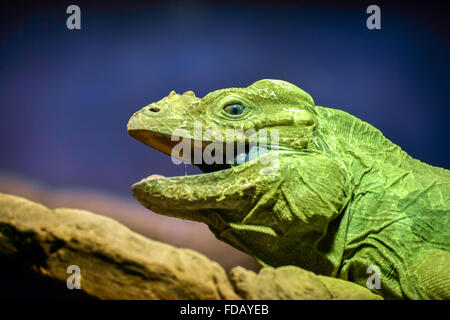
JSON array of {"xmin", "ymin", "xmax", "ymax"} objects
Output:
[{"xmin": 1, "ymin": 0, "xmax": 449, "ymax": 195}]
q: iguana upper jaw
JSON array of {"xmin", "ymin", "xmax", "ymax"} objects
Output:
[{"xmin": 127, "ymin": 130, "xmax": 183, "ymax": 158}]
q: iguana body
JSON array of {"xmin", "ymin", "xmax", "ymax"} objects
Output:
[{"xmin": 127, "ymin": 79, "xmax": 450, "ymax": 299}]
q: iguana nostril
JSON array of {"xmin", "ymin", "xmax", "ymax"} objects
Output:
[{"xmin": 149, "ymin": 106, "xmax": 161, "ymax": 112}]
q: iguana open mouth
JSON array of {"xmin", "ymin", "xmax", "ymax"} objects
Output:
[
  {"xmin": 128, "ymin": 129, "xmax": 270, "ymax": 175},
  {"xmin": 196, "ymin": 143, "xmax": 271, "ymax": 174}
]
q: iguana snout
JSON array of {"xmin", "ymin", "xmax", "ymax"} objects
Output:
[{"xmin": 128, "ymin": 90, "xmax": 202, "ymax": 156}]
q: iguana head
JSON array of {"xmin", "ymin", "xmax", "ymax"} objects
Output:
[{"xmin": 128, "ymin": 80, "xmax": 351, "ymax": 273}]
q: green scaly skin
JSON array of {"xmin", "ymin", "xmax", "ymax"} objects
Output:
[{"xmin": 127, "ymin": 79, "xmax": 450, "ymax": 299}]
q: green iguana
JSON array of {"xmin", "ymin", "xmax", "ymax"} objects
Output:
[{"xmin": 127, "ymin": 79, "xmax": 450, "ymax": 299}]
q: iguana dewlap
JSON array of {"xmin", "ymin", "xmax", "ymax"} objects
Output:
[{"xmin": 127, "ymin": 79, "xmax": 450, "ymax": 299}]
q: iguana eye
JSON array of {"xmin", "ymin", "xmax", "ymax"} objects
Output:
[{"xmin": 223, "ymin": 103, "xmax": 245, "ymax": 115}]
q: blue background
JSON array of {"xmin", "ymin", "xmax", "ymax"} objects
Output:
[{"xmin": 1, "ymin": 0, "xmax": 449, "ymax": 196}]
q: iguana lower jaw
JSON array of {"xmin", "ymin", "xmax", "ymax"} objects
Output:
[
  {"xmin": 130, "ymin": 145, "xmax": 280, "ymax": 206},
  {"xmin": 130, "ymin": 153, "xmax": 284, "ymax": 238}
]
